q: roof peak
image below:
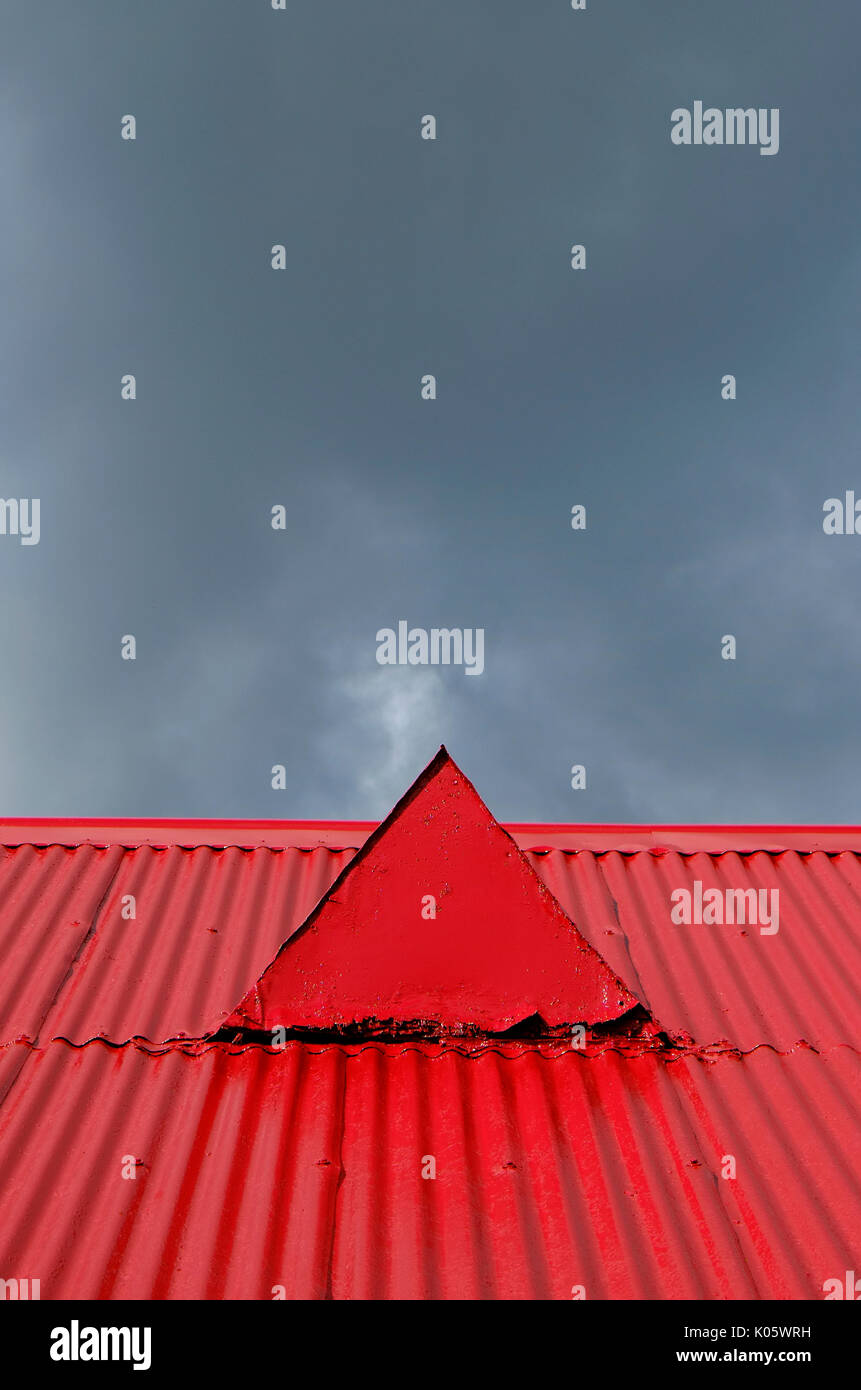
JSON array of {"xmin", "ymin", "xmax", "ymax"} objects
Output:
[{"xmin": 222, "ymin": 748, "xmax": 640, "ymax": 1036}]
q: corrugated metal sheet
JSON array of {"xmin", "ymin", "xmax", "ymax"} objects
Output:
[
  {"xmin": 0, "ymin": 844, "xmax": 123, "ymax": 1045},
  {"xmin": 43, "ymin": 846, "xmax": 356, "ymax": 1046},
  {"xmin": 5, "ymin": 817, "xmax": 861, "ymax": 853},
  {"xmin": 0, "ymin": 1040, "xmax": 857, "ymax": 1300},
  {"xmin": 3, "ymin": 840, "xmax": 860, "ymax": 1050},
  {"xmin": 1, "ymin": 751, "xmax": 858, "ymax": 1300},
  {"xmin": 529, "ymin": 848, "xmax": 861, "ymax": 1051},
  {"xmin": 0, "ymin": 845, "xmax": 355, "ymax": 1046}
]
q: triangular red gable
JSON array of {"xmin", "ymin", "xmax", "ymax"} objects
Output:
[{"xmin": 223, "ymin": 748, "xmax": 640, "ymax": 1033}]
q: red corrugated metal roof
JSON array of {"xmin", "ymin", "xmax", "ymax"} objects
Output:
[
  {"xmin": 1, "ymin": 1041, "xmax": 858, "ymax": 1300},
  {"xmin": 23, "ymin": 846, "xmax": 355, "ymax": 1047},
  {"xmin": 4, "ymin": 818, "xmax": 861, "ymax": 852},
  {"xmin": 0, "ymin": 844, "xmax": 124, "ymax": 1046},
  {"xmin": 1, "ymin": 749, "xmax": 858, "ymax": 1300},
  {"xmin": 532, "ymin": 847, "xmax": 861, "ymax": 1052},
  {"xmin": 3, "ymin": 842, "xmax": 858, "ymax": 1051}
]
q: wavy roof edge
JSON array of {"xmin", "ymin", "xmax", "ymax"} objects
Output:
[{"xmin": 2, "ymin": 817, "xmax": 861, "ymax": 853}]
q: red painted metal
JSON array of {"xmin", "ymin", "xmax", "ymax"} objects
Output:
[
  {"xmin": 9, "ymin": 845, "xmax": 357, "ymax": 1046},
  {"xmin": 226, "ymin": 750, "xmax": 638, "ymax": 1034},
  {"xmin": 3, "ymin": 816, "xmax": 861, "ymax": 853},
  {"xmin": 0, "ymin": 1040, "xmax": 857, "ymax": 1300},
  {"xmin": 1, "ymin": 750, "xmax": 859, "ymax": 1300},
  {"xmin": 0, "ymin": 819, "xmax": 376, "ymax": 850},
  {"xmin": 2, "ymin": 762, "xmax": 861, "ymax": 1050},
  {"xmin": 529, "ymin": 846, "xmax": 861, "ymax": 1051},
  {"xmin": 0, "ymin": 844, "xmax": 123, "ymax": 1045}
]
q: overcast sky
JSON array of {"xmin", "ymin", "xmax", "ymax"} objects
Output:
[{"xmin": 1, "ymin": 1, "xmax": 860, "ymax": 825}]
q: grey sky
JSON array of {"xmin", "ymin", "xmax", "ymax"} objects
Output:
[{"xmin": 1, "ymin": 1, "xmax": 860, "ymax": 823}]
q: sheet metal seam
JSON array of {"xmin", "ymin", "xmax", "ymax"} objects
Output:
[
  {"xmin": 30, "ymin": 846, "xmax": 125, "ymax": 1048},
  {"xmin": 6, "ymin": 1037, "xmax": 859, "ymax": 1061}
]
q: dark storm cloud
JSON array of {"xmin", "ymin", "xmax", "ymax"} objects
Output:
[{"xmin": 1, "ymin": 1, "xmax": 859, "ymax": 822}]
